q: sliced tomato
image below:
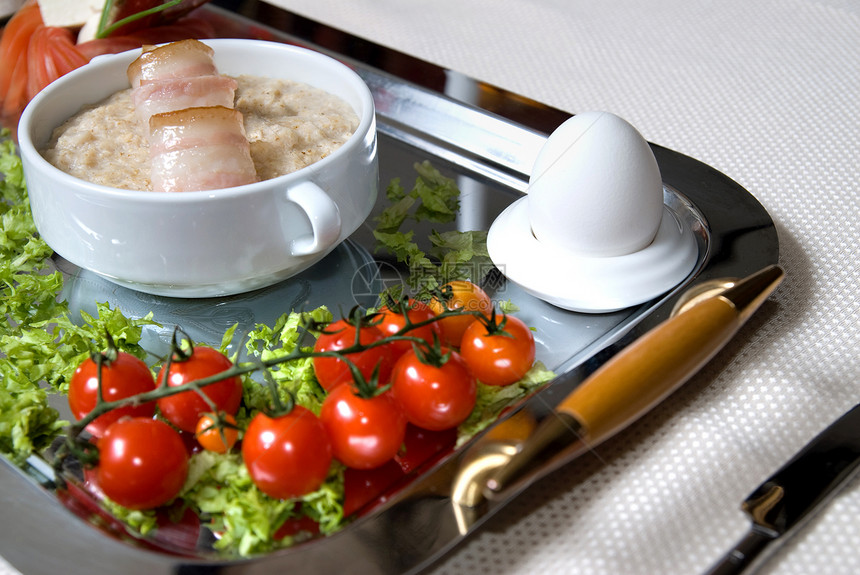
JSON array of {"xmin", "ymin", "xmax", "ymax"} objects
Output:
[
  {"xmin": 0, "ymin": 1, "xmax": 42, "ymax": 119},
  {"xmin": 26, "ymin": 26, "xmax": 89, "ymax": 100},
  {"xmin": 103, "ymin": 0, "xmax": 213, "ymax": 37},
  {"xmin": 77, "ymin": 17, "xmax": 218, "ymax": 59}
]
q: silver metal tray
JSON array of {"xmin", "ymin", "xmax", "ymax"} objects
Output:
[{"xmin": 0, "ymin": 2, "xmax": 779, "ymax": 574}]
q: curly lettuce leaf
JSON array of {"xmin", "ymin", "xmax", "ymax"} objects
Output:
[
  {"xmin": 0, "ymin": 131, "xmax": 67, "ymax": 462},
  {"xmin": 181, "ymin": 450, "xmax": 344, "ymax": 556},
  {"xmin": 456, "ymin": 361, "xmax": 556, "ymax": 445},
  {"xmin": 1, "ymin": 132, "xmax": 159, "ymax": 459},
  {"xmin": 0, "ymin": 135, "xmax": 25, "ymax": 203},
  {"xmin": 23, "ymin": 302, "xmax": 158, "ymax": 393},
  {"xmin": 241, "ymin": 308, "xmax": 332, "ymax": 418},
  {"xmin": 0, "ymin": 359, "xmax": 66, "ymax": 464},
  {"xmin": 372, "ymin": 162, "xmax": 493, "ymax": 298},
  {"xmin": 100, "ymin": 498, "xmax": 159, "ymax": 537}
]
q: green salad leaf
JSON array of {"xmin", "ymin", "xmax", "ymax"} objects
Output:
[
  {"xmin": 181, "ymin": 447, "xmax": 344, "ymax": 556},
  {"xmin": 1, "ymin": 132, "xmax": 66, "ymax": 463},
  {"xmin": 373, "ymin": 161, "xmax": 494, "ymax": 298},
  {"xmin": 242, "ymin": 307, "xmax": 333, "ymax": 418},
  {"xmin": 101, "ymin": 498, "xmax": 159, "ymax": 537},
  {"xmin": 0, "ymin": 131, "xmax": 157, "ymax": 462},
  {"xmin": 0, "ymin": 360, "xmax": 65, "ymax": 465},
  {"xmin": 456, "ymin": 362, "xmax": 556, "ymax": 445}
]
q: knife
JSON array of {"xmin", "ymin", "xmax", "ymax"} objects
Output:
[
  {"xmin": 482, "ymin": 264, "xmax": 785, "ymax": 500},
  {"xmin": 704, "ymin": 403, "xmax": 860, "ymax": 575}
]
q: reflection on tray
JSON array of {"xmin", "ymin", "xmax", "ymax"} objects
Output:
[{"xmin": 59, "ymin": 240, "xmax": 380, "ymax": 357}]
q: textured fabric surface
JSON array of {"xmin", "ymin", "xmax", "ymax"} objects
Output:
[{"xmin": 2, "ymin": 1, "xmax": 858, "ymax": 574}]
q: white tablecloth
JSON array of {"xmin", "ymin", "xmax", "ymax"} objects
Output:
[{"xmin": 3, "ymin": 1, "xmax": 858, "ymax": 574}]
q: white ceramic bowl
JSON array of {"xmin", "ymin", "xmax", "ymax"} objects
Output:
[{"xmin": 18, "ymin": 39, "xmax": 378, "ymax": 297}]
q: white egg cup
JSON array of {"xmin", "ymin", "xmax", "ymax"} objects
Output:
[{"xmin": 487, "ymin": 112, "xmax": 697, "ymax": 313}]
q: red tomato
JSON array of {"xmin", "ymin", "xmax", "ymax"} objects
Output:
[
  {"xmin": 459, "ymin": 314, "xmax": 536, "ymax": 386},
  {"xmin": 156, "ymin": 346, "xmax": 243, "ymax": 432},
  {"xmin": 427, "ymin": 281, "xmax": 493, "ymax": 347},
  {"xmin": 195, "ymin": 413, "xmax": 239, "ymax": 454},
  {"xmin": 391, "ymin": 348, "xmax": 477, "ymax": 431},
  {"xmin": 96, "ymin": 418, "xmax": 189, "ymax": 510},
  {"xmin": 376, "ymin": 299, "xmax": 442, "ymax": 360},
  {"xmin": 242, "ymin": 408, "xmax": 333, "ymax": 500},
  {"xmin": 320, "ymin": 385, "xmax": 407, "ymax": 470},
  {"xmin": 68, "ymin": 351, "xmax": 157, "ymax": 437},
  {"xmin": 312, "ymin": 319, "xmax": 393, "ymax": 391}
]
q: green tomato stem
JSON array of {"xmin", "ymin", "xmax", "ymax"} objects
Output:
[{"xmin": 61, "ymin": 305, "xmax": 487, "ymax": 460}]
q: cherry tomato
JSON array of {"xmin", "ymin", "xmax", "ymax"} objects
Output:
[
  {"xmin": 96, "ymin": 417, "xmax": 189, "ymax": 510},
  {"xmin": 320, "ymin": 384, "xmax": 407, "ymax": 470},
  {"xmin": 376, "ymin": 299, "xmax": 442, "ymax": 361},
  {"xmin": 427, "ymin": 280, "xmax": 493, "ymax": 347},
  {"xmin": 391, "ymin": 347, "xmax": 477, "ymax": 431},
  {"xmin": 68, "ymin": 351, "xmax": 157, "ymax": 437},
  {"xmin": 312, "ymin": 319, "xmax": 393, "ymax": 391},
  {"xmin": 156, "ymin": 346, "xmax": 243, "ymax": 432},
  {"xmin": 242, "ymin": 407, "xmax": 333, "ymax": 500},
  {"xmin": 195, "ymin": 413, "xmax": 239, "ymax": 454},
  {"xmin": 459, "ymin": 314, "xmax": 536, "ymax": 386}
]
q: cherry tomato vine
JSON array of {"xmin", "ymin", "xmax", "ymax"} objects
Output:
[{"xmin": 54, "ymin": 286, "xmax": 540, "ymax": 510}]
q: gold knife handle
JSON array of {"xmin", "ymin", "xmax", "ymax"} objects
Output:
[
  {"xmin": 484, "ymin": 265, "xmax": 784, "ymax": 498},
  {"xmin": 560, "ymin": 295, "xmax": 739, "ymax": 444}
]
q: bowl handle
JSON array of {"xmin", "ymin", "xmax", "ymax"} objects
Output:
[{"xmin": 285, "ymin": 181, "xmax": 342, "ymax": 255}]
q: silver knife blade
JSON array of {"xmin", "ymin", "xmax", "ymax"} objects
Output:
[{"xmin": 705, "ymin": 403, "xmax": 860, "ymax": 575}]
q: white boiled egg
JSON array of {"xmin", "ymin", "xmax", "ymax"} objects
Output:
[{"xmin": 527, "ymin": 111, "xmax": 663, "ymax": 257}]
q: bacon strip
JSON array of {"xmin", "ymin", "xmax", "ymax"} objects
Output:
[
  {"xmin": 128, "ymin": 38, "xmax": 236, "ymax": 129},
  {"xmin": 148, "ymin": 106, "xmax": 257, "ymax": 193},
  {"xmin": 132, "ymin": 74, "xmax": 237, "ymax": 125},
  {"xmin": 127, "ymin": 39, "xmax": 217, "ymax": 88},
  {"xmin": 127, "ymin": 39, "xmax": 255, "ymax": 192}
]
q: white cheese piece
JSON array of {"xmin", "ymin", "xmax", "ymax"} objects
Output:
[
  {"xmin": 77, "ymin": 10, "xmax": 104, "ymax": 43},
  {"xmin": 37, "ymin": 0, "xmax": 105, "ymax": 28}
]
